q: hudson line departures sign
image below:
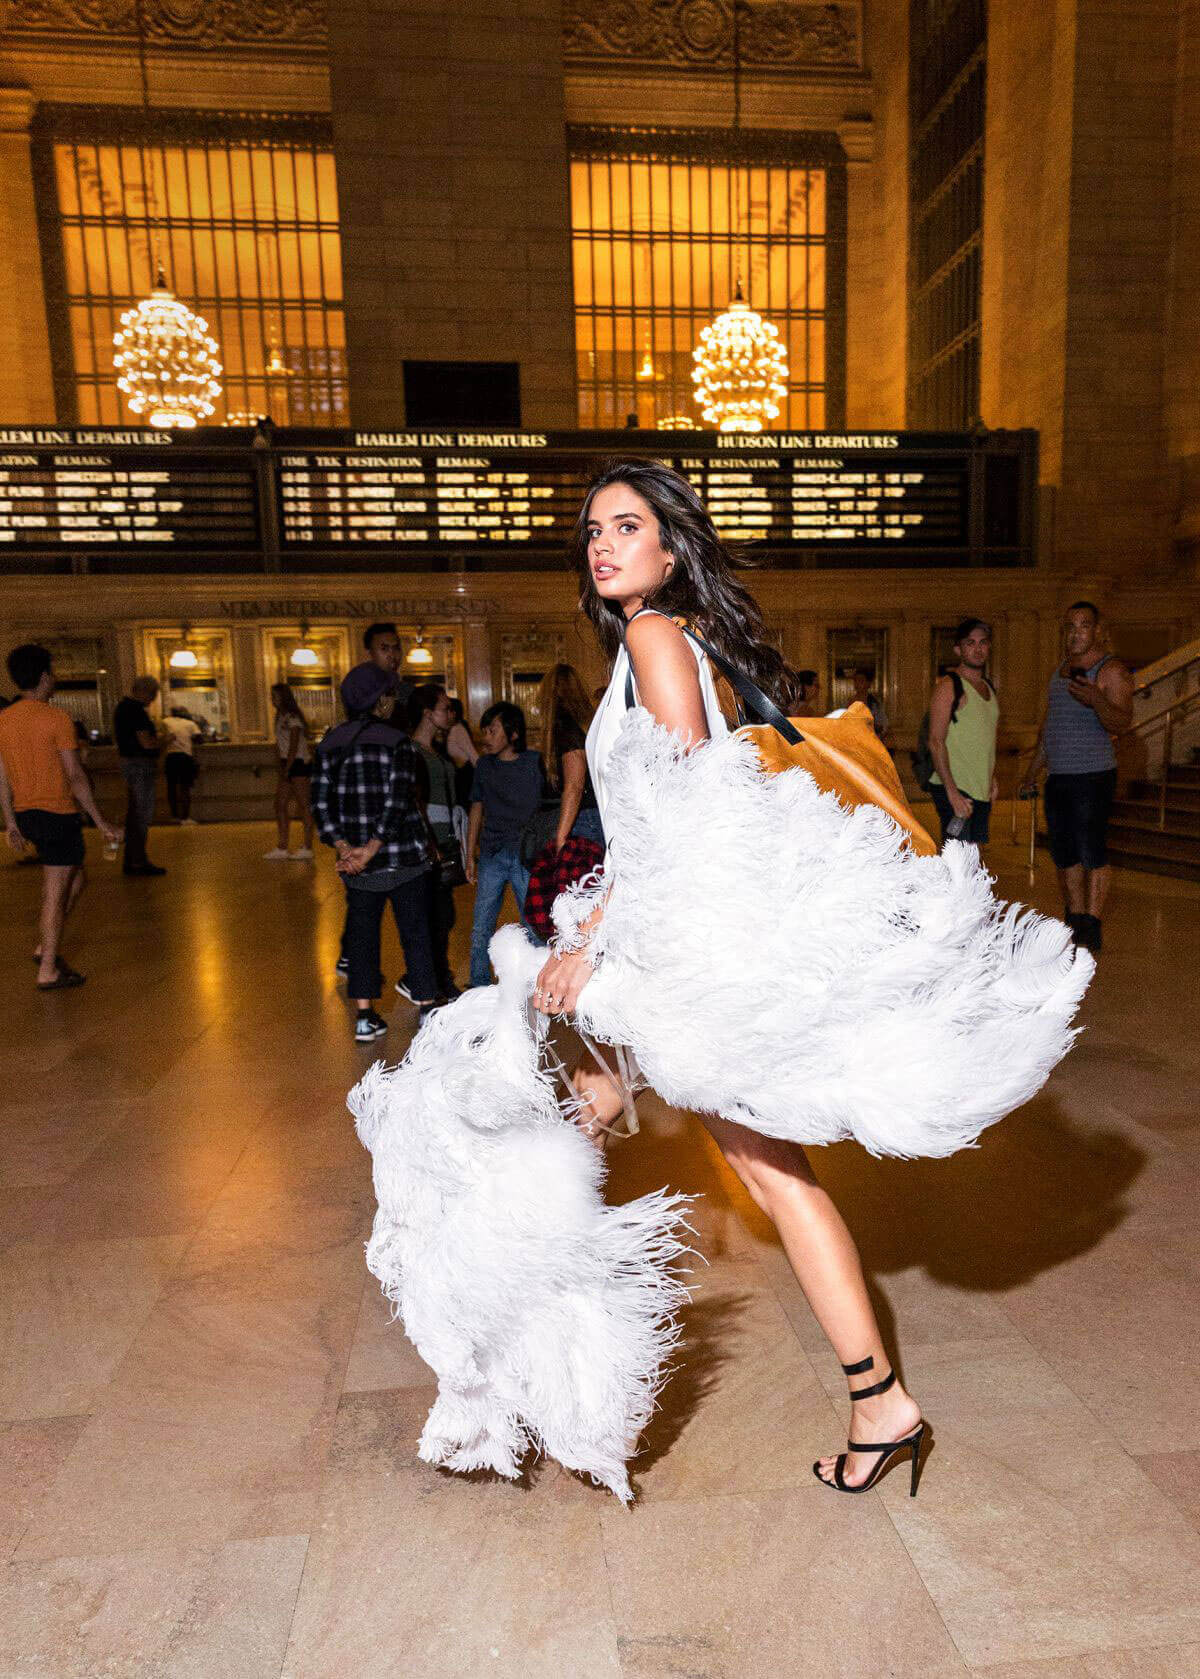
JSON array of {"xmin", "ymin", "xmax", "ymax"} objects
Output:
[{"xmin": 0, "ymin": 426, "xmax": 1036, "ymax": 573}]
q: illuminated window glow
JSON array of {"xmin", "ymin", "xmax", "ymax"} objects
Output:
[
  {"xmin": 35, "ymin": 108, "xmax": 347, "ymax": 428},
  {"xmin": 569, "ymin": 127, "xmax": 844, "ymax": 431}
]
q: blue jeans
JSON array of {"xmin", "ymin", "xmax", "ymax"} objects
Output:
[{"xmin": 469, "ymin": 846, "xmax": 530, "ymax": 987}]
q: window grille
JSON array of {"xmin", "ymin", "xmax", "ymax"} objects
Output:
[
  {"xmin": 33, "ymin": 107, "xmax": 348, "ymax": 428},
  {"xmin": 569, "ymin": 126, "xmax": 845, "ymax": 431},
  {"xmin": 908, "ymin": 0, "xmax": 986, "ymax": 427}
]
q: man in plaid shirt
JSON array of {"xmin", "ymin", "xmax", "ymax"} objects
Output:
[{"xmin": 313, "ymin": 662, "xmax": 440, "ymax": 1042}]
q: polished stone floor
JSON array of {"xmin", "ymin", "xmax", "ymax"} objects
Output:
[{"xmin": 2, "ymin": 815, "xmax": 1200, "ymax": 1678}]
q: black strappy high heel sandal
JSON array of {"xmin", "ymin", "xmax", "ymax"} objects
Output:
[{"xmin": 812, "ymin": 1356, "xmax": 927, "ymax": 1497}]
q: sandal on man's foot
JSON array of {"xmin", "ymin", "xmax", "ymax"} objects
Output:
[{"xmin": 37, "ymin": 964, "xmax": 86, "ymax": 991}]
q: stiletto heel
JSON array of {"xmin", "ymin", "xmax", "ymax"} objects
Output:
[
  {"xmin": 812, "ymin": 1358, "xmax": 929, "ymax": 1497},
  {"xmin": 908, "ymin": 1422, "xmax": 925, "ymax": 1496}
]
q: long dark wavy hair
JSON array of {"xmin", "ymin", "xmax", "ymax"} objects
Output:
[{"xmin": 570, "ymin": 459, "xmax": 804, "ymax": 714}]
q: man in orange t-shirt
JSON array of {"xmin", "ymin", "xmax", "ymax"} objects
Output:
[{"xmin": 0, "ymin": 643, "xmax": 119, "ymax": 990}]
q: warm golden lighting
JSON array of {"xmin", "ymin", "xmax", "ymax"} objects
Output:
[
  {"xmin": 658, "ymin": 414, "xmax": 700, "ymax": 430},
  {"xmin": 291, "ymin": 620, "xmax": 319, "ymax": 667},
  {"xmin": 113, "ymin": 275, "xmax": 222, "ymax": 428},
  {"xmin": 169, "ymin": 625, "xmax": 198, "ymax": 668},
  {"xmin": 406, "ymin": 634, "xmax": 434, "ymax": 668},
  {"xmin": 692, "ymin": 290, "xmax": 789, "ymax": 433}
]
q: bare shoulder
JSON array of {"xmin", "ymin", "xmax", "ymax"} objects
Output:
[
  {"xmin": 625, "ymin": 610, "xmax": 687, "ymax": 646},
  {"xmin": 624, "ymin": 611, "xmax": 692, "ymax": 664},
  {"xmin": 1098, "ymin": 655, "xmax": 1133, "ymax": 692}
]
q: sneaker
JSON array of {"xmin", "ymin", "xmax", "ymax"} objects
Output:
[
  {"xmin": 263, "ymin": 848, "xmax": 290, "ymax": 860},
  {"xmin": 288, "ymin": 847, "xmax": 314, "ymax": 860},
  {"xmin": 394, "ymin": 977, "xmax": 434, "ymax": 1005},
  {"xmin": 180, "ymin": 817, "xmax": 198, "ymax": 826},
  {"xmin": 354, "ymin": 1010, "xmax": 388, "ymax": 1042},
  {"xmin": 124, "ymin": 862, "xmax": 166, "ymax": 876},
  {"xmin": 335, "ymin": 955, "xmax": 349, "ymax": 977},
  {"xmin": 418, "ymin": 1001, "xmax": 444, "ymax": 1023},
  {"xmin": 440, "ymin": 982, "xmax": 463, "ymax": 1002}
]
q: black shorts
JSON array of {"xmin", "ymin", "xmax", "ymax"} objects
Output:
[
  {"xmin": 929, "ymin": 784, "xmax": 992, "ymax": 846},
  {"xmin": 16, "ymin": 808, "xmax": 85, "ymax": 868},
  {"xmin": 1044, "ymin": 769, "xmax": 1117, "ymax": 870},
  {"xmin": 286, "ymin": 760, "xmax": 313, "ymax": 780}
]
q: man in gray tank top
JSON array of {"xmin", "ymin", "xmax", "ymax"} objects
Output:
[{"xmin": 1021, "ymin": 601, "xmax": 1133, "ymax": 953}]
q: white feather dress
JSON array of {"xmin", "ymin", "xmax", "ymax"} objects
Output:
[{"xmin": 350, "ymin": 637, "xmax": 1094, "ymax": 1497}]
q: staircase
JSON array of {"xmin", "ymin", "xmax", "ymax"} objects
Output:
[
  {"xmin": 1101, "ymin": 637, "xmax": 1200, "ymax": 881},
  {"xmin": 1108, "ymin": 754, "xmax": 1200, "ymax": 881}
]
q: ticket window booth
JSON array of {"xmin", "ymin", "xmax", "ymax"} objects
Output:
[
  {"xmin": 827, "ymin": 627, "xmax": 890, "ymax": 718},
  {"xmin": 265, "ymin": 627, "xmax": 352, "ymax": 740},
  {"xmin": 41, "ymin": 635, "xmax": 111, "ymax": 742},
  {"xmin": 397, "ymin": 630, "xmax": 461, "ymax": 702},
  {"xmin": 146, "ymin": 629, "xmax": 234, "ymax": 740},
  {"xmin": 500, "ymin": 631, "xmax": 567, "ymax": 748}
]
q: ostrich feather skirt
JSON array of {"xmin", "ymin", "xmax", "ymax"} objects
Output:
[
  {"xmin": 552, "ymin": 709, "xmax": 1094, "ymax": 1160},
  {"xmin": 350, "ymin": 711, "xmax": 1093, "ymax": 1500}
]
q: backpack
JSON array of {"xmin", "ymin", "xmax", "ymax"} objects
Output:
[{"xmin": 911, "ymin": 672, "xmax": 993, "ymax": 792}]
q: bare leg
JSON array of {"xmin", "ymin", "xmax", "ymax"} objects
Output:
[
  {"xmin": 570, "ymin": 1052, "xmax": 623, "ymax": 1151},
  {"xmin": 703, "ymin": 1113, "xmax": 921, "ymax": 1486},
  {"xmin": 34, "ymin": 864, "xmax": 86, "ymax": 961},
  {"xmin": 293, "ymin": 777, "xmax": 314, "ymax": 849},
  {"xmin": 36, "ymin": 865, "xmax": 79, "ymax": 985},
  {"xmin": 274, "ymin": 776, "xmax": 292, "ymax": 851},
  {"xmin": 1058, "ymin": 863, "xmax": 1086, "ymax": 915},
  {"xmin": 1085, "ymin": 863, "xmax": 1112, "ymax": 918}
]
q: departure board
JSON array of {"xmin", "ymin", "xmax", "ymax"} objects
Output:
[
  {"xmin": 0, "ymin": 433, "xmax": 259, "ymax": 550},
  {"xmin": 277, "ymin": 433, "xmax": 979, "ymax": 553},
  {"xmin": 0, "ymin": 426, "xmax": 1035, "ymax": 571}
]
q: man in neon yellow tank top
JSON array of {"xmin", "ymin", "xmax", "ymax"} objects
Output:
[{"xmin": 927, "ymin": 617, "xmax": 999, "ymax": 846}]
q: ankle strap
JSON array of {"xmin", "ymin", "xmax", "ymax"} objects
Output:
[{"xmin": 840, "ymin": 1355, "xmax": 896, "ymax": 1401}]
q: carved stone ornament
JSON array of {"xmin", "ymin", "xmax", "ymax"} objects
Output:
[
  {"xmin": 6, "ymin": 0, "xmax": 327, "ymax": 47},
  {"xmin": 563, "ymin": 0, "xmax": 858, "ymax": 68}
]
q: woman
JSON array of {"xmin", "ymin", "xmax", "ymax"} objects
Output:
[
  {"xmin": 443, "ymin": 696, "xmax": 479, "ymax": 810},
  {"xmin": 522, "ymin": 665, "xmax": 607, "ymax": 942},
  {"xmin": 351, "ymin": 462, "xmax": 1091, "ymax": 1501},
  {"xmin": 265, "ymin": 683, "xmax": 314, "ymax": 860},
  {"xmin": 537, "ymin": 663, "xmax": 603, "ymax": 851},
  {"xmin": 531, "ymin": 460, "xmax": 1092, "ymax": 1496},
  {"xmin": 406, "ymin": 682, "xmax": 463, "ymax": 1000}
]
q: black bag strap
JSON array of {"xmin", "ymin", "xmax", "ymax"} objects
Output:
[
  {"xmin": 621, "ymin": 609, "xmax": 804, "ymax": 746},
  {"xmin": 949, "ymin": 670, "xmax": 964, "ymax": 723}
]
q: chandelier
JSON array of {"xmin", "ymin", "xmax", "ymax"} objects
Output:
[
  {"xmin": 692, "ymin": 287, "xmax": 788, "ymax": 432},
  {"xmin": 111, "ymin": 0, "xmax": 222, "ymax": 428},
  {"xmin": 114, "ymin": 274, "xmax": 223, "ymax": 428},
  {"xmin": 690, "ymin": 0, "xmax": 788, "ymax": 432}
]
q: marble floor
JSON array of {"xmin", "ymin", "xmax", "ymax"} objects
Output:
[{"xmin": 2, "ymin": 816, "xmax": 1200, "ymax": 1678}]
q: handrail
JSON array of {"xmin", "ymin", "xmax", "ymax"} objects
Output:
[
  {"xmin": 1125, "ymin": 687, "xmax": 1200, "ymax": 737},
  {"xmin": 1120, "ymin": 687, "xmax": 1200, "ymax": 831},
  {"xmin": 1131, "ymin": 637, "xmax": 1200, "ymax": 697}
]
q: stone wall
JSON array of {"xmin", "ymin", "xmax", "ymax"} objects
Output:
[
  {"xmin": 1166, "ymin": 0, "xmax": 1200, "ymax": 566},
  {"xmin": 846, "ymin": 0, "xmax": 908, "ymax": 428},
  {"xmin": 979, "ymin": 0, "xmax": 1076, "ymax": 487},
  {"xmin": 325, "ymin": 0, "xmax": 577, "ymax": 430}
]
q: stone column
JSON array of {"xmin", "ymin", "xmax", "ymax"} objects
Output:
[
  {"xmin": 326, "ymin": 1, "xmax": 577, "ymax": 430},
  {"xmin": 0, "ymin": 87, "xmax": 56, "ymax": 423},
  {"xmin": 462, "ymin": 617, "xmax": 493, "ymax": 721}
]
